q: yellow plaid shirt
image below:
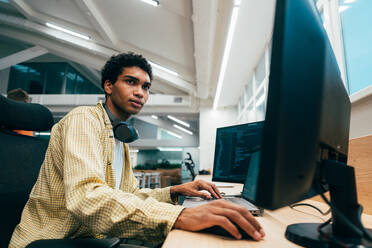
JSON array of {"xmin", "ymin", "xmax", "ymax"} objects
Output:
[{"xmin": 9, "ymin": 102, "xmax": 184, "ymax": 248}]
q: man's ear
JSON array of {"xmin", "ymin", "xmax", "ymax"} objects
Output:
[{"xmin": 103, "ymin": 80, "xmax": 113, "ymax": 95}]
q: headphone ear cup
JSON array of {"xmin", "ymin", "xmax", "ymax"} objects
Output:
[{"xmin": 113, "ymin": 122, "xmax": 139, "ymax": 143}]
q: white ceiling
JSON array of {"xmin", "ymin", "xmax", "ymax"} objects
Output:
[{"xmin": 0, "ymin": 0, "xmax": 276, "ymax": 113}]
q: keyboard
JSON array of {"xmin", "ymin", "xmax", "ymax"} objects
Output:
[{"xmin": 182, "ymin": 196, "xmax": 264, "ymax": 216}]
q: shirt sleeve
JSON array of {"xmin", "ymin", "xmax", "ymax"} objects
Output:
[
  {"xmin": 62, "ymin": 113, "xmax": 184, "ymax": 243},
  {"xmin": 133, "ymin": 186, "xmax": 176, "ymax": 204}
]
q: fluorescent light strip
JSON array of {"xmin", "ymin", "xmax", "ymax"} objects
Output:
[
  {"xmin": 46, "ymin": 22, "xmax": 90, "ymax": 40},
  {"xmin": 130, "ymin": 149, "xmax": 139, "ymax": 153},
  {"xmin": 158, "ymin": 147, "xmax": 183, "ymax": 152},
  {"xmin": 339, "ymin": 5, "xmax": 350, "ymax": 12},
  {"xmin": 167, "ymin": 131, "xmax": 182, "ymax": 139},
  {"xmin": 167, "ymin": 115, "xmax": 190, "ymax": 127},
  {"xmin": 149, "ymin": 62, "xmax": 178, "ymax": 76},
  {"xmin": 37, "ymin": 132, "xmax": 51, "ymax": 136},
  {"xmin": 213, "ymin": 3, "xmax": 241, "ymax": 110},
  {"xmin": 151, "ymin": 115, "xmax": 158, "ymax": 120},
  {"xmin": 173, "ymin": 124, "xmax": 193, "ymax": 135},
  {"xmin": 141, "ymin": 0, "xmax": 159, "ymax": 6}
]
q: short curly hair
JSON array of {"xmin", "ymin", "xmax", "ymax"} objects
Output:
[
  {"xmin": 101, "ymin": 52, "xmax": 153, "ymax": 90},
  {"xmin": 7, "ymin": 88, "xmax": 30, "ymax": 103}
]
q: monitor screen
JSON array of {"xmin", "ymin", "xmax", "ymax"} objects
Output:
[{"xmin": 212, "ymin": 121, "xmax": 263, "ymax": 183}]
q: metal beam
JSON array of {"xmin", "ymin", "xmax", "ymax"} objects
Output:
[
  {"xmin": 9, "ymin": 0, "xmax": 104, "ymax": 44},
  {"xmin": 0, "ymin": 13, "xmax": 196, "ymax": 94},
  {"xmin": 0, "ymin": 25, "xmax": 107, "ymax": 70},
  {"xmin": 0, "ymin": 46, "xmax": 48, "ymax": 70},
  {"xmin": 153, "ymin": 68, "xmax": 196, "ymax": 95},
  {"xmin": 192, "ymin": 0, "xmax": 218, "ymax": 99},
  {"xmin": 74, "ymin": 0, "xmax": 118, "ymax": 46}
]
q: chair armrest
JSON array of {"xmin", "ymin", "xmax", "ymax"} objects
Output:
[{"xmin": 26, "ymin": 237, "xmax": 121, "ymax": 248}]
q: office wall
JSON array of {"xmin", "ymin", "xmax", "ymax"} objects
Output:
[
  {"xmin": 348, "ymin": 95, "xmax": 372, "ymax": 214},
  {"xmin": 350, "ymin": 95, "xmax": 372, "ymax": 139},
  {"xmin": 199, "ymin": 106, "xmax": 237, "ymax": 170},
  {"xmin": 348, "ymin": 134, "xmax": 372, "ymax": 214},
  {"xmin": 131, "ymin": 118, "xmax": 158, "ymax": 139}
]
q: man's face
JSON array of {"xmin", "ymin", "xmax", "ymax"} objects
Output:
[{"xmin": 104, "ymin": 66, "xmax": 151, "ymax": 119}]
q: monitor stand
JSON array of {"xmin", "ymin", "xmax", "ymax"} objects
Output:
[{"xmin": 285, "ymin": 160, "xmax": 372, "ymax": 247}]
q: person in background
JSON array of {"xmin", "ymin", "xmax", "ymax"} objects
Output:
[
  {"xmin": 7, "ymin": 88, "xmax": 33, "ymax": 136},
  {"xmin": 9, "ymin": 52, "xmax": 264, "ymax": 248}
]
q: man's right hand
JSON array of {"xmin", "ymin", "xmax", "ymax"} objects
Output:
[{"xmin": 173, "ymin": 199, "xmax": 265, "ymax": 240}]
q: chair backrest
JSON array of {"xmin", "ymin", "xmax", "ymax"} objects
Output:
[{"xmin": 0, "ymin": 94, "xmax": 54, "ymax": 247}]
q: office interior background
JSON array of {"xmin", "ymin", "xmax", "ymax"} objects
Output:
[{"xmin": 0, "ymin": 0, "xmax": 371, "ymax": 182}]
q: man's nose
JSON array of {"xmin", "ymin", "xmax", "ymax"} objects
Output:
[{"xmin": 134, "ymin": 85, "xmax": 144, "ymax": 98}]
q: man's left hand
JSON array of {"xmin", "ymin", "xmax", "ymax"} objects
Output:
[{"xmin": 170, "ymin": 180, "xmax": 223, "ymax": 199}]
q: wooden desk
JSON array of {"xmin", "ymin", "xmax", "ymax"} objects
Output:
[{"xmin": 163, "ymin": 175, "xmax": 372, "ymax": 248}]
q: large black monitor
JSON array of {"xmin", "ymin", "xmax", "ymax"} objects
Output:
[
  {"xmin": 212, "ymin": 121, "xmax": 263, "ymax": 183},
  {"xmin": 244, "ymin": 0, "xmax": 372, "ymax": 246}
]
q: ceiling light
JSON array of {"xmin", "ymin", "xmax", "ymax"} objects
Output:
[
  {"xmin": 167, "ymin": 115, "xmax": 190, "ymax": 127},
  {"xmin": 344, "ymin": 0, "xmax": 356, "ymax": 4},
  {"xmin": 158, "ymin": 147, "xmax": 183, "ymax": 152},
  {"xmin": 151, "ymin": 115, "xmax": 158, "ymax": 120},
  {"xmin": 167, "ymin": 131, "xmax": 182, "ymax": 139},
  {"xmin": 141, "ymin": 0, "xmax": 159, "ymax": 6},
  {"xmin": 173, "ymin": 124, "xmax": 193, "ymax": 135},
  {"xmin": 46, "ymin": 22, "xmax": 91, "ymax": 40},
  {"xmin": 213, "ymin": 3, "xmax": 240, "ymax": 110},
  {"xmin": 149, "ymin": 62, "xmax": 178, "ymax": 76},
  {"xmin": 339, "ymin": 5, "xmax": 350, "ymax": 12},
  {"xmin": 130, "ymin": 149, "xmax": 139, "ymax": 153},
  {"xmin": 36, "ymin": 132, "xmax": 51, "ymax": 136}
]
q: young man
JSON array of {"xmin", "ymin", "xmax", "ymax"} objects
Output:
[{"xmin": 10, "ymin": 52, "xmax": 264, "ymax": 248}]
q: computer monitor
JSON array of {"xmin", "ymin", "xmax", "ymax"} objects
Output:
[
  {"xmin": 243, "ymin": 0, "xmax": 372, "ymax": 246},
  {"xmin": 212, "ymin": 121, "xmax": 263, "ymax": 183}
]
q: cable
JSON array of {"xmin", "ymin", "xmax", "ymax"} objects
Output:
[{"xmin": 290, "ymin": 202, "xmax": 331, "ymax": 216}]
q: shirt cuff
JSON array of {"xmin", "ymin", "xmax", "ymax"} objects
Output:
[{"xmin": 160, "ymin": 186, "xmax": 177, "ymax": 204}]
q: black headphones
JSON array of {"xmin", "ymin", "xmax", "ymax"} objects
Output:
[{"xmin": 103, "ymin": 104, "xmax": 139, "ymax": 143}]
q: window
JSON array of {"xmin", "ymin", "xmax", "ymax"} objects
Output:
[
  {"xmin": 237, "ymin": 48, "xmax": 270, "ymax": 124},
  {"xmin": 8, "ymin": 62, "xmax": 103, "ymax": 94},
  {"xmin": 339, "ymin": 0, "xmax": 372, "ymax": 94}
]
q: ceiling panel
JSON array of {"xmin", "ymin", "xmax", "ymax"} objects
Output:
[
  {"xmin": 26, "ymin": 0, "xmax": 94, "ymax": 29},
  {"xmin": 93, "ymin": 0, "xmax": 195, "ymax": 77}
]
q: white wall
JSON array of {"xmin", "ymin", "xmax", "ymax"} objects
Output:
[
  {"xmin": 350, "ymin": 95, "xmax": 372, "ymax": 139},
  {"xmin": 199, "ymin": 106, "xmax": 238, "ymax": 170}
]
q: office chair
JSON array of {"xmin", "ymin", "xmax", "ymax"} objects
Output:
[{"xmin": 0, "ymin": 94, "xmax": 120, "ymax": 248}]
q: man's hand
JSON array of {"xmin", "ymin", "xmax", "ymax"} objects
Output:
[
  {"xmin": 173, "ymin": 199, "xmax": 265, "ymax": 240},
  {"xmin": 170, "ymin": 179, "xmax": 223, "ymax": 199}
]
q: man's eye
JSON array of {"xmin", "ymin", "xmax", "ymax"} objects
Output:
[
  {"xmin": 126, "ymin": 79, "xmax": 135, "ymax": 85},
  {"xmin": 143, "ymin": 84, "xmax": 151, "ymax": 90}
]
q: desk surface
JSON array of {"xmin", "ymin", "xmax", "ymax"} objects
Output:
[{"xmin": 163, "ymin": 175, "xmax": 372, "ymax": 248}]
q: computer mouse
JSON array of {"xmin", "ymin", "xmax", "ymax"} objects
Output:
[{"xmin": 200, "ymin": 225, "xmax": 253, "ymax": 240}]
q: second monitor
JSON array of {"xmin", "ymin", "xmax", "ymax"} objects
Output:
[{"xmin": 212, "ymin": 121, "xmax": 264, "ymax": 183}]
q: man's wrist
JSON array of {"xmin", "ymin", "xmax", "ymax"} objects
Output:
[{"xmin": 170, "ymin": 185, "xmax": 182, "ymax": 198}]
